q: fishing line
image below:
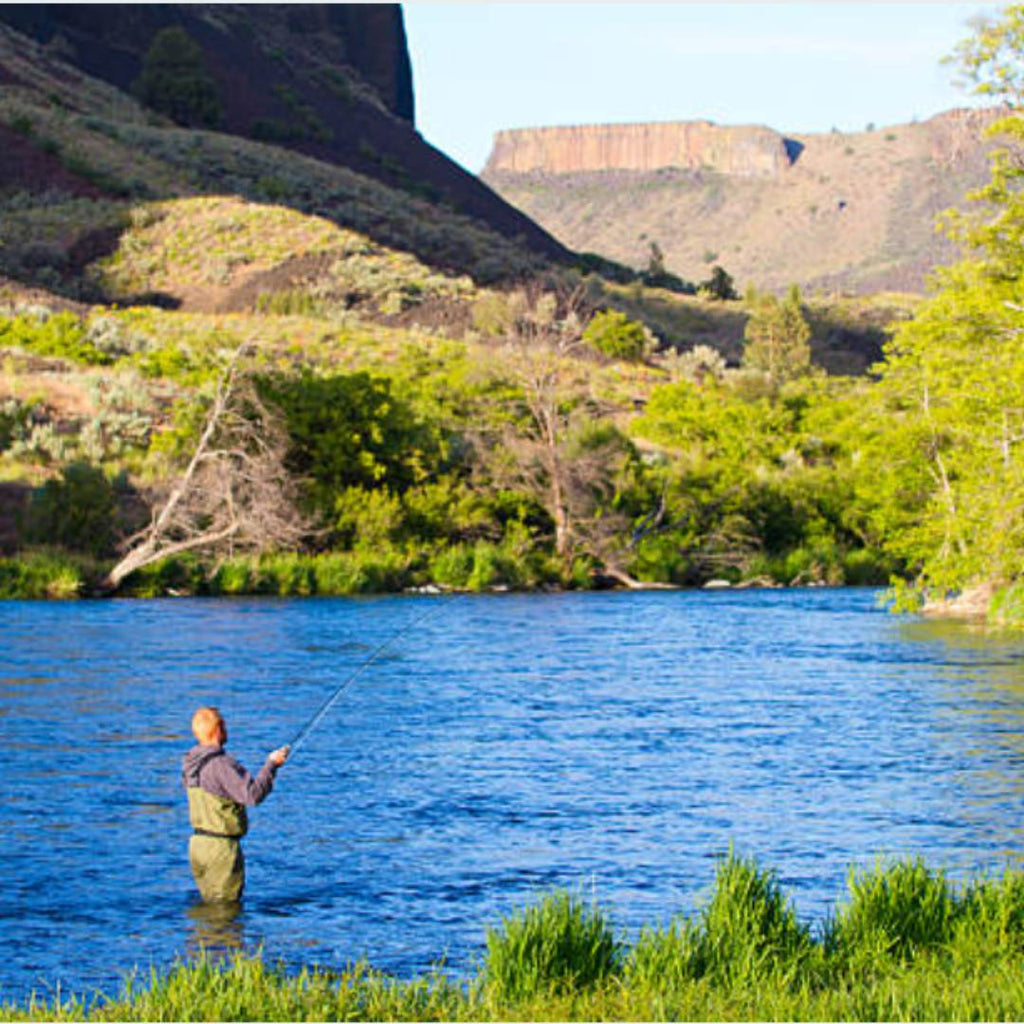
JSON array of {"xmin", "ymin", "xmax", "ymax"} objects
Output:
[{"xmin": 287, "ymin": 595, "xmax": 463, "ymax": 758}]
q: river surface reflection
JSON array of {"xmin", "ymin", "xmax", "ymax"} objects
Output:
[{"xmin": 1, "ymin": 589, "xmax": 1023, "ymax": 1002}]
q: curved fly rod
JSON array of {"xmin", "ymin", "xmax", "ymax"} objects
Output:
[{"xmin": 287, "ymin": 595, "xmax": 463, "ymax": 759}]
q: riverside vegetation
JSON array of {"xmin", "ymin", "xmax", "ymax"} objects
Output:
[
  {"xmin": 0, "ymin": 7, "xmax": 1021, "ymax": 625},
  {"xmin": 6, "ymin": 852, "xmax": 1024, "ymax": 1021}
]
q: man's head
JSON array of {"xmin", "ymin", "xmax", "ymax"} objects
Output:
[{"xmin": 192, "ymin": 706, "xmax": 227, "ymax": 746}]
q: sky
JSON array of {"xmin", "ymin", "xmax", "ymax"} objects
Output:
[{"xmin": 403, "ymin": 3, "xmax": 999, "ymax": 174}]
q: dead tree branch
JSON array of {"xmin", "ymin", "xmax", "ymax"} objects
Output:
[{"xmin": 102, "ymin": 346, "xmax": 311, "ymax": 590}]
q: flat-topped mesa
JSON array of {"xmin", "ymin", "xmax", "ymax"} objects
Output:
[{"xmin": 484, "ymin": 121, "xmax": 795, "ymax": 178}]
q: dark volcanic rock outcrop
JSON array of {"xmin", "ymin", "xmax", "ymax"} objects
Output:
[
  {"xmin": 0, "ymin": 4, "xmax": 414, "ymax": 123},
  {"xmin": 0, "ymin": 3, "xmax": 568, "ymax": 264}
]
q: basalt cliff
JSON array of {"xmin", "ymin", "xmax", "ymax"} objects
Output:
[
  {"xmin": 0, "ymin": 3, "xmax": 568, "ymax": 270},
  {"xmin": 484, "ymin": 110, "xmax": 1005, "ymax": 294}
]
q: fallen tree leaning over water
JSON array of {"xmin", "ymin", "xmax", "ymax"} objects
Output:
[{"xmin": 102, "ymin": 347, "xmax": 311, "ymax": 591}]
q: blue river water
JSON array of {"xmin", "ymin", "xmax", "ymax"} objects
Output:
[{"xmin": 2, "ymin": 588, "xmax": 1024, "ymax": 1003}]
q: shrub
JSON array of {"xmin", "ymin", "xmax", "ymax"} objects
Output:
[
  {"xmin": 472, "ymin": 291, "xmax": 521, "ymax": 335},
  {"xmin": 0, "ymin": 311, "xmax": 111, "ymax": 366},
  {"xmin": 209, "ymin": 559, "xmax": 252, "ymax": 596},
  {"xmin": 83, "ymin": 316, "xmax": 154, "ymax": 358},
  {"xmin": 0, "ymin": 550, "xmax": 87, "ymax": 599},
  {"xmin": 24, "ymin": 462, "xmax": 117, "ymax": 557},
  {"xmin": 123, "ymin": 553, "xmax": 207, "ymax": 597},
  {"xmin": 582, "ymin": 310, "xmax": 652, "ymax": 361},
  {"xmin": 698, "ymin": 265, "xmax": 739, "ymax": 301},
  {"xmin": 990, "ymin": 581, "xmax": 1024, "ymax": 627},
  {"xmin": 481, "ymin": 891, "xmax": 620, "ymax": 1003},
  {"xmin": 660, "ymin": 344, "xmax": 727, "ymax": 384},
  {"xmin": 841, "ymin": 547, "xmax": 893, "ymax": 586},
  {"xmin": 131, "ymin": 27, "xmax": 222, "ymax": 128},
  {"xmin": 428, "ymin": 543, "xmax": 474, "ymax": 589},
  {"xmin": 0, "ymin": 398, "xmax": 40, "ymax": 453}
]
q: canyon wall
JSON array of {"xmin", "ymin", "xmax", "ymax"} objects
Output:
[
  {"xmin": 0, "ymin": 4, "xmax": 570, "ymax": 263},
  {"xmin": 483, "ymin": 109, "xmax": 1007, "ymax": 294},
  {"xmin": 485, "ymin": 122, "xmax": 796, "ymax": 178}
]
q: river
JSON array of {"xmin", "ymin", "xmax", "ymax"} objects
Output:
[{"xmin": 2, "ymin": 588, "xmax": 1023, "ymax": 1003}]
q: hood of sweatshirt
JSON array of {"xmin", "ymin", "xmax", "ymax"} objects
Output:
[{"xmin": 182, "ymin": 743, "xmax": 224, "ymax": 788}]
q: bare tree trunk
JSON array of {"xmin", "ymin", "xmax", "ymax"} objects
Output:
[{"xmin": 101, "ymin": 345, "xmax": 311, "ymax": 592}]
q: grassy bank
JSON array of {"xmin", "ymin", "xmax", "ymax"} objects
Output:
[
  {"xmin": 7, "ymin": 853, "xmax": 1024, "ymax": 1021},
  {"xmin": 0, "ymin": 540, "xmax": 896, "ymax": 600}
]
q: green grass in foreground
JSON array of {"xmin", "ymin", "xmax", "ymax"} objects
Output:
[{"xmin": 7, "ymin": 852, "xmax": 1024, "ymax": 1021}]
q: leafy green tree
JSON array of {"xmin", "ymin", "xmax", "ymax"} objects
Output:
[
  {"xmin": 742, "ymin": 286, "xmax": 813, "ymax": 385},
  {"xmin": 947, "ymin": 3, "xmax": 1024, "ymax": 106},
  {"xmin": 131, "ymin": 27, "xmax": 222, "ymax": 128},
  {"xmin": 582, "ymin": 309, "xmax": 652, "ymax": 362},
  {"xmin": 860, "ymin": 261, "xmax": 1024, "ymax": 604},
  {"xmin": 857, "ymin": 5, "xmax": 1024, "ymax": 605},
  {"xmin": 259, "ymin": 371, "xmax": 441, "ymax": 525}
]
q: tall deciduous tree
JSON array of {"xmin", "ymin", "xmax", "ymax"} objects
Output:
[
  {"xmin": 488, "ymin": 288, "xmax": 642, "ymax": 582},
  {"xmin": 858, "ymin": 5, "xmax": 1024, "ymax": 605}
]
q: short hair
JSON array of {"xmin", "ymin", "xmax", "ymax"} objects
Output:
[{"xmin": 191, "ymin": 706, "xmax": 224, "ymax": 744}]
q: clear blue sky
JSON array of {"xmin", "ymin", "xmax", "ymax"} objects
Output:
[{"xmin": 403, "ymin": 3, "xmax": 999, "ymax": 173}]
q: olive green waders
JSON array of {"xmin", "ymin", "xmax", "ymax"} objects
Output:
[{"xmin": 187, "ymin": 786, "xmax": 249, "ymax": 902}]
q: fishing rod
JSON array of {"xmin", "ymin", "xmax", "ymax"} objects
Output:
[{"xmin": 287, "ymin": 595, "xmax": 462, "ymax": 759}]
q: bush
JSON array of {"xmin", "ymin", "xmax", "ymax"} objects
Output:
[
  {"xmin": 24, "ymin": 462, "xmax": 117, "ymax": 557},
  {"xmin": 428, "ymin": 543, "xmax": 474, "ymax": 589},
  {"xmin": 122, "ymin": 553, "xmax": 207, "ymax": 597},
  {"xmin": 0, "ymin": 398, "xmax": 40, "ymax": 453},
  {"xmin": 0, "ymin": 312, "xmax": 111, "ymax": 365},
  {"xmin": 0, "ymin": 550, "xmax": 87, "ymax": 599},
  {"xmin": 582, "ymin": 310, "xmax": 652, "ymax": 362},
  {"xmin": 841, "ymin": 547, "xmax": 893, "ymax": 586},
  {"xmin": 698, "ymin": 265, "xmax": 739, "ymax": 301},
  {"xmin": 334, "ymin": 486, "xmax": 405, "ymax": 550},
  {"xmin": 481, "ymin": 891, "xmax": 620, "ymax": 1003},
  {"xmin": 131, "ymin": 27, "xmax": 222, "ymax": 128},
  {"xmin": 990, "ymin": 581, "xmax": 1024, "ymax": 627}
]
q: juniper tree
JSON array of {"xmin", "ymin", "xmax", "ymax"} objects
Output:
[{"xmin": 742, "ymin": 285, "xmax": 812, "ymax": 385}]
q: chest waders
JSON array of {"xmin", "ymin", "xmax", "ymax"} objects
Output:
[{"xmin": 187, "ymin": 753, "xmax": 248, "ymax": 902}]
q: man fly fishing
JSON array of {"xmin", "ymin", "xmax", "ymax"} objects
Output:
[
  {"xmin": 180, "ymin": 599, "xmax": 453, "ymax": 901},
  {"xmin": 182, "ymin": 706, "xmax": 289, "ymax": 902}
]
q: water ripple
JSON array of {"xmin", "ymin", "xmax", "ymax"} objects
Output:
[{"xmin": 1, "ymin": 589, "xmax": 1023, "ymax": 1000}]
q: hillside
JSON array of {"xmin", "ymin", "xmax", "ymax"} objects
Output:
[
  {"xmin": 0, "ymin": 4, "xmax": 941, "ymax": 602},
  {"xmin": 483, "ymin": 109, "xmax": 1005, "ymax": 295},
  {"xmin": 0, "ymin": 4, "xmax": 569, "ymax": 275}
]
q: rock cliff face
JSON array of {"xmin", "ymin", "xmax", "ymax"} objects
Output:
[
  {"xmin": 0, "ymin": 3, "xmax": 414, "ymax": 122},
  {"xmin": 0, "ymin": 4, "xmax": 568, "ymax": 263},
  {"xmin": 485, "ymin": 122, "xmax": 795, "ymax": 178},
  {"xmin": 484, "ymin": 109, "xmax": 1007, "ymax": 294}
]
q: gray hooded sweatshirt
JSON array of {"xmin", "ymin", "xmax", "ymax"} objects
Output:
[{"xmin": 182, "ymin": 744, "xmax": 279, "ymax": 808}]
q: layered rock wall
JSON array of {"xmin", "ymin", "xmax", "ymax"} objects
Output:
[
  {"xmin": 485, "ymin": 122, "xmax": 794, "ymax": 178},
  {"xmin": 0, "ymin": 4, "xmax": 414, "ymax": 123}
]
